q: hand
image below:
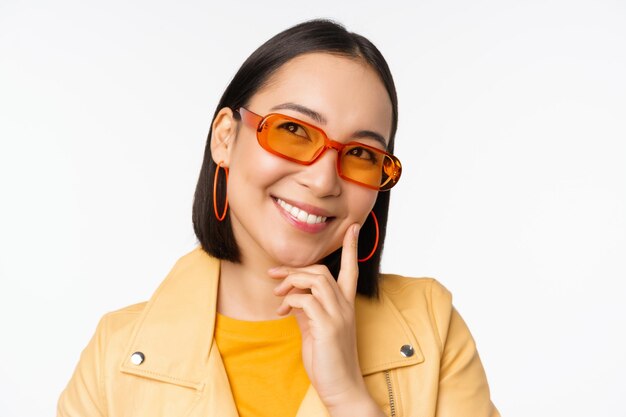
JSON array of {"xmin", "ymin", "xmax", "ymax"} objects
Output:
[{"xmin": 269, "ymin": 224, "xmax": 375, "ymax": 413}]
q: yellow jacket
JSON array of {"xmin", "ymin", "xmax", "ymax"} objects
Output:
[{"xmin": 58, "ymin": 247, "xmax": 500, "ymax": 417}]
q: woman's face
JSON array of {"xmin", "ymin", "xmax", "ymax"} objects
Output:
[{"xmin": 213, "ymin": 52, "xmax": 393, "ymax": 267}]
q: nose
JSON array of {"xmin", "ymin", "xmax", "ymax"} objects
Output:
[{"xmin": 296, "ymin": 148, "xmax": 342, "ymax": 197}]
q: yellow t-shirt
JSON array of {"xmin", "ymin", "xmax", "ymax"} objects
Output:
[{"xmin": 214, "ymin": 312, "xmax": 311, "ymax": 417}]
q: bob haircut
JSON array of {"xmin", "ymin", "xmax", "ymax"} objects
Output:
[{"xmin": 192, "ymin": 19, "xmax": 398, "ymax": 299}]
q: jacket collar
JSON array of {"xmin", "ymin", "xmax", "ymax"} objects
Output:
[{"xmin": 120, "ymin": 247, "xmax": 423, "ymax": 409}]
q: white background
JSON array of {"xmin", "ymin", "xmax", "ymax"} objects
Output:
[{"xmin": 1, "ymin": 0, "xmax": 625, "ymax": 416}]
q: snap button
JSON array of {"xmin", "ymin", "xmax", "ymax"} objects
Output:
[
  {"xmin": 400, "ymin": 344, "xmax": 414, "ymax": 357},
  {"xmin": 130, "ymin": 351, "xmax": 145, "ymax": 365}
]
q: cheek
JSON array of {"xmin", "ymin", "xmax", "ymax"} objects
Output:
[
  {"xmin": 227, "ymin": 138, "xmax": 292, "ymax": 195},
  {"xmin": 347, "ymin": 188, "xmax": 379, "ymax": 223}
]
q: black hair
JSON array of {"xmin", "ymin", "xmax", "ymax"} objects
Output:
[{"xmin": 192, "ymin": 19, "xmax": 398, "ymax": 299}]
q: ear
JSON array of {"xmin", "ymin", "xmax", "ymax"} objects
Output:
[{"xmin": 210, "ymin": 107, "xmax": 238, "ymax": 167}]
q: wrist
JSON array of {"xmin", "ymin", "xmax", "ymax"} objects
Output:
[{"xmin": 326, "ymin": 387, "xmax": 384, "ymax": 417}]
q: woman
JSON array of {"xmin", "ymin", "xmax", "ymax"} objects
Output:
[{"xmin": 58, "ymin": 19, "xmax": 499, "ymax": 417}]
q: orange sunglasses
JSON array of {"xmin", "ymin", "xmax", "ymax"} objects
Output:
[{"xmin": 235, "ymin": 107, "xmax": 402, "ymax": 191}]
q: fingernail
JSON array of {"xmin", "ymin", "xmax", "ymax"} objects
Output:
[
  {"xmin": 353, "ymin": 224, "xmax": 360, "ymax": 238},
  {"xmin": 268, "ymin": 266, "xmax": 281, "ymax": 273}
]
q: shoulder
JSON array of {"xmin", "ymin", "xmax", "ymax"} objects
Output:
[
  {"xmin": 101, "ymin": 301, "xmax": 146, "ymax": 324},
  {"xmin": 92, "ymin": 302, "xmax": 147, "ymax": 347},
  {"xmin": 377, "ymin": 274, "xmax": 455, "ymax": 348},
  {"xmin": 378, "ymin": 274, "xmax": 452, "ymax": 311}
]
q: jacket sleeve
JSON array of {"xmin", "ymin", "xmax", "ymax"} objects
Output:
[
  {"xmin": 431, "ymin": 282, "xmax": 500, "ymax": 417},
  {"xmin": 57, "ymin": 315, "xmax": 108, "ymax": 417}
]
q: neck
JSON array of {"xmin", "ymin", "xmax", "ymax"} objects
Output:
[{"xmin": 217, "ymin": 253, "xmax": 287, "ymax": 321}]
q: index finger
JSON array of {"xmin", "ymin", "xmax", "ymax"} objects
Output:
[{"xmin": 337, "ymin": 223, "xmax": 360, "ymax": 304}]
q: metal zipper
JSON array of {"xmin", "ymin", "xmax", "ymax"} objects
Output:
[{"xmin": 384, "ymin": 370, "xmax": 397, "ymax": 417}]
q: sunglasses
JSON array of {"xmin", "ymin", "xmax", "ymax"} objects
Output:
[{"xmin": 234, "ymin": 107, "xmax": 402, "ymax": 191}]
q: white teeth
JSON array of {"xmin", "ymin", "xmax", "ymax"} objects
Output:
[{"xmin": 276, "ymin": 198, "xmax": 328, "ymax": 224}]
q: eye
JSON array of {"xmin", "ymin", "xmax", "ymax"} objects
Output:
[
  {"xmin": 346, "ymin": 146, "xmax": 380, "ymax": 164},
  {"xmin": 278, "ymin": 122, "xmax": 310, "ymax": 139}
]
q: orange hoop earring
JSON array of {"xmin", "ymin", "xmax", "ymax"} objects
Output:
[
  {"xmin": 358, "ymin": 211, "xmax": 379, "ymax": 263},
  {"xmin": 213, "ymin": 161, "xmax": 229, "ymax": 221}
]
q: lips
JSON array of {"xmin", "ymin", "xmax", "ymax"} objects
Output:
[{"xmin": 275, "ymin": 198, "xmax": 328, "ymax": 224}]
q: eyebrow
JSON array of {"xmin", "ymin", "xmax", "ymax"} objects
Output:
[
  {"xmin": 269, "ymin": 102, "xmax": 389, "ymax": 149},
  {"xmin": 270, "ymin": 103, "xmax": 327, "ymax": 124},
  {"xmin": 353, "ymin": 130, "xmax": 388, "ymax": 150}
]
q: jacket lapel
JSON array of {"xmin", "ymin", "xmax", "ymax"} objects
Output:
[
  {"xmin": 355, "ymin": 290, "xmax": 424, "ymax": 375},
  {"xmin": 119, "ymin": 247, "xmax": 239, "ymax": 416}
]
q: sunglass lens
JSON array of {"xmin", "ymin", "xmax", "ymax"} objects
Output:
[
  {"xmin": 340, "ymin": 144, "xmax": 386, "ymax": 188},
  {"xmin": 265, "ymin": 116, "xmax": 324, "ymax": 162}
]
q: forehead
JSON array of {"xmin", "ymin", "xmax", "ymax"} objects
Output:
[{"xmin": 248, "ymin": 52, "xmax": 393, "ymax": 142}]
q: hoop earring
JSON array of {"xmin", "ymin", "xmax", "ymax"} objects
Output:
[
  {"xmin": 213, "ymin": 161, "xmax": 229, "ymax": 221},
  {"xmin": 358, "ymin": 211, "xmax": 379, "ymax": 263}
]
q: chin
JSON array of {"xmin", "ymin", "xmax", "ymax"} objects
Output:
[
  {"xmin": 274, "ymin": 254, "xmax": 321, "ymax": 268},
  {"xmin": 269, "ymin": 246, "xmax": 328, "ymax": 268},
  {"xmin": 264, "ymin": 233, "xmax": 341, "ymax": 267}
]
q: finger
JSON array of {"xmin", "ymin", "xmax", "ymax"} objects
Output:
[
  {"xmin": 273, "ymin": 273, "xmax": 341, "ymax": 316},
  {"xmin": 267, "ymin": 267, "xmax": 290, "ymax": 279},
  {"xmin": 276, "ymin": 293, "xmax": 330, "ymax": 324},
  {"xmin": 337, "ymin": 223, "xmax": 360, "ymax": 304},
  {"xmin": 268, "ymin": 264, "xmax": 331, "ymax": 279}
]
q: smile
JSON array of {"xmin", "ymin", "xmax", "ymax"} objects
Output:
[{"xmin": 275, "ymin": 198, "xmax": 328, "ymax": 224}]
